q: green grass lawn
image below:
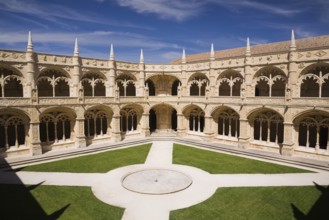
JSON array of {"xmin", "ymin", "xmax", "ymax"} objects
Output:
[
  {"xmin": 22, "ymin": 143, "xmax": 151, "ymax": 173},
  {"xmin": 173, "ymin": 144, "xmax": 311, "ymax": 174},
  {"xmin": 0, "ymin": 184, "xmax": 124, "ymax": 220},
  {"xmin": 170, "ymin": 185, "xmax": 329, "ymax": 220}
]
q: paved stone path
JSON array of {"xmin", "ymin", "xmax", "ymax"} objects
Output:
[{"xmin": 0, "ymin": 141, "xmax": 329, "ymax": 220}]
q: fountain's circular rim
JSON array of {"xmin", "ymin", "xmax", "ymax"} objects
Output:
[{"xmin": 121, "ymin": 169, "xmax": 193, "ymax": 195}]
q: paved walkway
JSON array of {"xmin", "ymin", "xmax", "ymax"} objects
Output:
[{"xmin": 0, "ymin": 141, "xmax": 329, "ymax": 220}]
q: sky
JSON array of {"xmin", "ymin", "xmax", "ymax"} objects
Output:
[{"xmin": 0, "ymin": 0, "xmax": 328, "ymax": 64}]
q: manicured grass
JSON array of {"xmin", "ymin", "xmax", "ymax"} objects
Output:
[
  {"xmin": 170, "ymin": 185, "xmax": 329, "ymax": 220},
  {"xmin": 22, "ymin": 143, "xmax": 152, "ymax": 173},
  {"xmin": 0, "ymin": 184, "xmax": 124, "ymax": 220},
  {"xmin": 173, "ymin": 144, "xmax": 311, "ymax": 174}
]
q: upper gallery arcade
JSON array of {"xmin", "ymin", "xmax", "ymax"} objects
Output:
[{"xmin": 0, "ymin": 31, "xmax": 328, "ymax": 160}]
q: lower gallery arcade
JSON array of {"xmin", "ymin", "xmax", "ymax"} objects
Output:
[{"xmin": 1, "ymin": 33, "xmax": 329, "ymax": 161}]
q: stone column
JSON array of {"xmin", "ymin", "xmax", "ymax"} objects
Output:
[
  {"xmin": 177, "ymin": 113, "xmax": 186, "ymax": 137},
  {"xmin": 141, "ymin": 113, "xmax": 150, "ymax": 137},
  {"xmin": 209, "ymin": 61, "xmax": 216, "ymax": 96},
  {"xmin": 203, "ymin": 115, "xmax": 214, "ymax": 141},
  {"xmin": 25, "ymin": 49, "xmax": 35, "ymax": 98},
  {"xmin": 72, "ymin": 56, "xmax": 81, "ymax": 97},
  {"xmin": 111, "ymin": 114, "xmax": 122, "ymax": 142},
  {"xmin": 281, "ymin": 122, "xmax": 294, "ymax": 156},
  {"xmin": 238, "ymin": 118, "xmax": 250, "ymax": 148},
  {"xmin": 138, "ymin": 63, "xmax": 145, "ymax": 96},
  {"xmin": 29, "ymin": 108, "xmax": 42, "ymax": 155},
  {"xmin": 107, "ymin": 60, "xmax": 116, "ymax": 97},
  {"xmin": 74, "ymin": 116, "xmax": 86, "ymax": 148}
]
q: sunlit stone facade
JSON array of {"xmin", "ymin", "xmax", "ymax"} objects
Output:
[{"xmin": 0, "ymin": 32, "xmax": 328, "ymax": 160}]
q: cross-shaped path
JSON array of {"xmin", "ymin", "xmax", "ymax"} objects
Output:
[{"xmin": 0, "ymin": 141, "xmax": 329, "ymax": 220}]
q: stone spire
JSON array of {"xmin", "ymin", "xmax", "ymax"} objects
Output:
[
  {"xmin": 182, "ymin": 48, "xmax": 186, "ymax": 64},
  {"xmin": 140, "ymin": 49, "xmax": 144, "ymax": 64},
  {"xmin": 290, "ymin": 29, "xmax": 296, "ymax": 51},
  {"xmin": 110, "ymin": 43, "xmax": 114, "ymax": 61},
  {"xmin": 246, "ymin": 37, "xmax": 251, "ymax": 56},
  {"xmin": 74, "ymin": 38, "xmax": 79, "ymax": 56},
  {"xmin": 27, "ymin": 31, "xmax": 33, "ymax": 52},
  {"xmin": 210, "ymin": 43, "xmax": 215, "ymax": 61}
]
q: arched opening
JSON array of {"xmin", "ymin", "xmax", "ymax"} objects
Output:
[
  {"xmin": 39, "ymin": 111, "xmax": 74, "ymax": 144},
  {"xmin": 188, "ymin": 74, "xmax": 209, "ymax": 96},
  {"xmin": 295, "ymin": 113, "xmax": 329, "ymax": 150},
  {"xmin": 250, "ymin": 110, "xmax": 284, "ymax": 144},
  {"xmin": 172, "ymin": 80, "xmax": 180, "ymax": 96},
  {"xmin": 0, "ymin": 68, "xmax": 23, "ymax": 98},
  {"xmin": 82, "ymin": 73, "xmax": 106, "ymax": 97},
  {"xmin": 55, "ymin": 79, "xmax": 69, "ymax": 97},
  {"xmin": 84, "ymin": 110, "xmax": 109, "ymax": 139},
  {"xmin": 255, "ymin": 78, "xmax": 269, "ymax": 96},
  {"xmin": 219, "ymin": 81, "xmax": 230, "ymax": 96},
  {"xmin": 120, "ymin": 107, "xmax": 140, "ymax": 133},
  {"xmin": 254, "ymin": 66, "xmax": 286, "ymax": 97},
  {"xmin": 4, "ymin": 77, "xmax": 23, "ymax": 97},
  {"xmin": 38, "ymin": 69, "xmax": 70, "ymax": 97},
  {"xmin": 149, "ymin": 105, "xmax": 177, "ymax": 133},
  {"xmin": 300, "ymin": 77, "xmax": 319, "ymax": 97},
  {"xmin": 190, "ymin": 83, "xmax": 199, "ymax": 96},
  {"xmin": 0, "ymin": 112, "xmax": 29, "ymax": 148},
  {"xmin": 218, "ymin": 71, "xmax": 243, "ymax": 97},
  {"xmin": 149, "ymin": 109, "xmax": 156, "ymax": 132},
  {"xmin": 116, "ymin": 74, "xmax": 136, "ymax": 97},
  {"xmin": 146, "ymin": 79, "xmax": 155, "ymax": 96},
  {"xmin": 185, "ymin": 107, "xmax": 205, "ymax": 132},
  {"xmin": 299, "ymin": 63, "xmax": 329, "ymax": 98},
  {"xmin": 213, "ymin": 108, "xmax": 240, "ymax": 139}
]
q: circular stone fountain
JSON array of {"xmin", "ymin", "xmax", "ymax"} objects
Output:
[{"xmin": 122, "ymin": 169, "xmax": 193, "ymax": 195}]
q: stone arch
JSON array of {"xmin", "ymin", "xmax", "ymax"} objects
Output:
[
  {"xmin": 145, "ymin": 79, "xmax": 155, "ymax": 96},
  {"xmin": 248, "ymin": 108, "xmax": 284, "ymax": 144},
  {"xmin": 39, "ymin": 107, "xmax": 76, "ymax": 145},
  {"xmin": 0, "ymin": 108, "xmax": 30, "ymax": 149},
  {"xmin": 119, "ymin": 104, "xmax": 143, "ymax": 133},
  {"xmin": 183, "ymin": 104, "xmax": 205, "ymax": 132},
  {"xmin": 149, "ymin": 103, "xmax": 177, "ymax": 132},
  {"xmin": 217, "ymin": 70, "xmax": 243, "ymax": 97},
  {"xmin": 253, "ymin": 66, "xmax": 286, "ymax": 97},
  {"xmin": 81, "ymin": 71, "xmax": 106, "ymax": 97},
  {"xmin": 298, "ymin": 62, "xmax": 329, "ymax": 97},
  {"xmin": 37, "ymin": 68, "xmax": 70, "ymax": 97},
  {"xmin": 293, "ymin": 110, "xmax": 329, "ymax": 150},
  {"xmin": 146, "ymin": 75, "xmax": 181, "ymax": 96},
  {"xmin": 188, "ymin": 72, "xmax": 209, "ymax": 96},
  {"xmin": 0, "ymin": 66, "xmax": 23, "ymax": 97},
  {"xmin": 116, "ymin": 73, "xmax": 136, "ymax": 96},
  {"xmin": 211, "ymin": 106, "xmax": 240, "ymax": 138},
  {"xmin": 84, "ymin": 105, "xmax": 113, "ymax": 140}
]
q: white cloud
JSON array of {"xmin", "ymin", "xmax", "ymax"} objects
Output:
[
  {"xmin": 0, "ymin": 30, "xmax": 180, "ymax": 51},
  {"xmin": 0, "ymin": 0, "xmax": 152, "ymax": 30},
  {"xmin": 161, "ymin": 51, "xmax": 181, "ymax": 60},
  {"xmin": 115, "ymin": 0, "xmax": 204, "ymax": 21},
  {"xmin": 113, "ymin": 0, "xmax": 301, "ymax": 22}
]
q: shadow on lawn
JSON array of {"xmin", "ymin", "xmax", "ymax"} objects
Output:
[
  {"xmin": 0, "ymin": 156, "xmax": 69, "ymax": 219},
  {"xmin": 292, "ymin": 182, "xmax": 329, "ymax": 220}
]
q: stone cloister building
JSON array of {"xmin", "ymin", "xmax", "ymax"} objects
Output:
[{"xmin": 0, "ymin": 31, "xmax": 329, "ymax": 160}]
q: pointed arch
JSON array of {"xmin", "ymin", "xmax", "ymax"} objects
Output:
[{"xmin": 253, "ymin": 66, "xmax": 286, "ymax": 97}]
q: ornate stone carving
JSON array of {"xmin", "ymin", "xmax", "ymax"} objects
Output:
[{"xmin": 315, "ymin": 50, "xmax": 327, "ymax": 57}]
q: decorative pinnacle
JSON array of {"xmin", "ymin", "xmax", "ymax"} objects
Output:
[
  {"xmin": 246, "ymin": 37, "xmax": 251, "ymax": 56},
  {"xmin": 74, "ymin": 38, "xmax": 79, "ymax": 56},
  {"xmin": 140, "ymin": 49, "xmax": 144, "ymax": 64},
  {"xmin": 290, "ymin": 29, "xmax": 296, "ymax": 51},
  {"xmin": 27, "ymin": 31, "xmax": 33, "ymax": 52},
  {"xmin": 182, "ymin": 48, "xmax": 186, "ymax": 64},
  {"xmin": 110, "ymin": 43, "xmax": 114, "ymax": 61},
  {"xmin": 210, "ymin": 43, "xmax": 215, "ymax": 61}
]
